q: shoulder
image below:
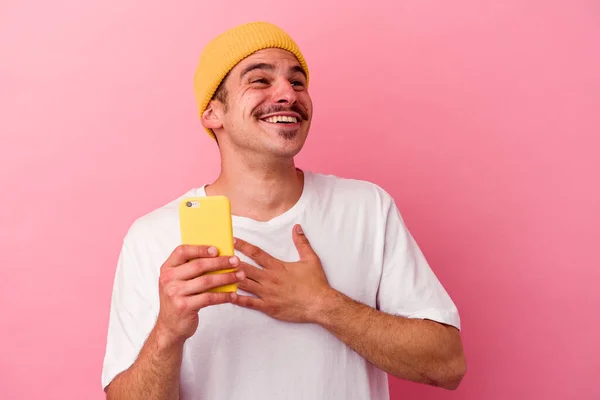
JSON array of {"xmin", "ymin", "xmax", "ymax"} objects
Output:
[
  {"xmin": 121, "ymin": 188, "xmax": 201, "ymax": 248},
  {"xmin": 307, "ymin": 170, "xmax": 397, "ymax": 210}
]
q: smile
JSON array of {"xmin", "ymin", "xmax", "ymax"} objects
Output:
[{"xmin": 262, "ymin": 115, "xmax": 299, "ymax": 124}]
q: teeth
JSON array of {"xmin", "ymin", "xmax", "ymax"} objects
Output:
[{"xmin": 264, "ymin": 115, "xmax": 298, "ymax": 123}]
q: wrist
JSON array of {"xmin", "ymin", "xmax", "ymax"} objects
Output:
[
  {"xmin": 153, "ymin": 321, "xmax": 186, "ymax": 352},
  {"xmin": 310, "ymin": 287, "xmax": 344, "ymax": 326}
]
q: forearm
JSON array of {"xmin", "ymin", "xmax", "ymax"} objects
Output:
[
  {"xmin": 313, "ymin": 289, "xmax": 466, "ymax": 389},
  {"xmin": 106, "ymin": 325, "xmax": 184, "ymax": 400}
]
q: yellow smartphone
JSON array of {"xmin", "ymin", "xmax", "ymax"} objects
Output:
[{"xmin": 178, "ymin": 195, "xmax": 237, "ymax": 293}]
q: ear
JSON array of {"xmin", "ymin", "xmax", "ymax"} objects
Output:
[{"xmin": 201, "ymin": 101, "xmax": 224, "ymax": 131}]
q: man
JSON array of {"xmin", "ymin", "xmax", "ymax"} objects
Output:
[{"xmin": 102, "ymin": 21, "xmax": 466, "ymax": 400}]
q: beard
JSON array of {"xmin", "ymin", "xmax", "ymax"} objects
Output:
[{"xmin": 278, "ymin": 129, "xmax": 299, "ymax": 140}]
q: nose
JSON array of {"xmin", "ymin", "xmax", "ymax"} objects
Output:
[{"xmin": 272, "ymin": 78, "xmax": 298, "ymax": 104}]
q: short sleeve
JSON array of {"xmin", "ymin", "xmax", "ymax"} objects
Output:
[
  {"xmin": 376, "ymin": 200, "xmax": 461, "ymax": 330},
  {"xmin": 101, "ymin": 240, "xmax": 160, "ymax": 390}
]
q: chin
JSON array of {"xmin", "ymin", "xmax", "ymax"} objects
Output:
[
  {"xmin": 268, "ymin": 140, "xmax": 305, "ymax": 158},
  {"xmin": 260, "ymin": 124, "xmax": 308, "ymax": 149},
  {"xmin": 269, "ymin": 137, "xmax": 307, "ymax": 159}
]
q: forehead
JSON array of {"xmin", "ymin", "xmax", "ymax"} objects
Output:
[{"xmin": 233, "ymin": 48, "xmax": 302, "ymax": 74}]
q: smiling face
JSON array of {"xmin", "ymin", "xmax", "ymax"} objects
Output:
[{"xmin": 202, "ymin": 48, "xmax": 313, "ymax": 160}]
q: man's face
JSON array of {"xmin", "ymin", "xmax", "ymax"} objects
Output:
[{"xmin": 208, "ymin": 48, "xmax": 313, "ymax": 158}]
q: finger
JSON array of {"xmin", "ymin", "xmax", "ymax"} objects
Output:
[
  {"xmin": 180, "ymin": 270, "xmax": 245, "ymax": 296},
  {"xmin": 186, "ymin": 291, "xmax": 236, "ymax": 310},
  {"xmin": 238, "ymin": 261, "xmax": 264, "ymax": 282},
  {"xmin": 174, "ymin": 256, "xmax": 240, "ymax": 280},
  {"xmin": 234, "ymin": 238, "xmax": 276, "ymax": 269},
  {"xmin": 231, "ymin": 293, "xmax": 268, "ymax": 312},
  {"xmin": 292, "ymin": 224, "xmax": 318, "ymax": 261},
  {"xmin": 163, "ymin": 244, "xmax": 219, "ymax": 269},
  {"xmin": 237, "ymin": 276, "xmax": 263, "ymax": 296}
]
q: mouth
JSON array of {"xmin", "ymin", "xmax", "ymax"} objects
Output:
[{"xmin": 259, "ymin": 113, "xmax": 302, "ymax": 126}]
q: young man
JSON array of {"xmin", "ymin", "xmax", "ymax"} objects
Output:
[{"xmin": 102, "ymin": 21, "xmax": 466, "ymax": 400}]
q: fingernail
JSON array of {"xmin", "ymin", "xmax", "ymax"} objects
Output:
[
  {"xmin": 208, "ymin": 246, "xmax": 218, "ymax": 256},
  {"xmin": 296, "ymin": 225, "xmax": 303, "ymax": 234},
  {"xmin": 229, "ymin": 256, "xmax": 239, "ymax": 265},
  {"xmin": 235, "ymin": 271, "xmax": 245, "ymax": 279},
  {"xmin": 233, "ymin": 238, "xmax": 237, "ymax": 244}
]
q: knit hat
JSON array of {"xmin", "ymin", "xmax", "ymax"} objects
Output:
[{"xmin": 193, "ymin": 21, "xmax": 310, "ymax": 140}]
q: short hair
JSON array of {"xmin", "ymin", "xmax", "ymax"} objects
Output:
[
  {"xmin": 209, "ymin": 75, "xmax": 229, "ymax": 146},
  {"xmin": 212, "ymin": 74, "xmax": 229, "ymax": 111}
]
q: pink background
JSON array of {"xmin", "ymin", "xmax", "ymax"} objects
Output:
[{"xmin": 1, "ymin": 0, "xmax": 599, "ymax": 399}]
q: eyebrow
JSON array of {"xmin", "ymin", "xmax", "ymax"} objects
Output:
[
  {"xmin": 240, "ymin": 63, "xmax": 307, "ymax": 80},
  {"xmin": 290, "ymin": 65, "xmax": 307, "ymax": 78}
]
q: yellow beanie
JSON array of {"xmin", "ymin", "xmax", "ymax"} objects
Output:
[{"xmin": 193, "ymin": 21, "xmax": 310, "ymax": 140}]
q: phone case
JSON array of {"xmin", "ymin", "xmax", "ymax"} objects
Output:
[{"xmin": 178, "ymin": 195, "xmax": 237, "ymax": 293}]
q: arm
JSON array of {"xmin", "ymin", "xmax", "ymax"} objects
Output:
[
  {"xmin": 103, "ymin": 244, "xmax": 245, "ymax": 400},
  {"xmin": 232, "ymin": 224, "xmax": 466, "ymax": 390},
  {"xmin": 106, "ymin": 326, "xmax": 184, "ymax": 400},
  {"xmin": 313, "ymin": 289, "xmax": 466, "ymax": 389}
]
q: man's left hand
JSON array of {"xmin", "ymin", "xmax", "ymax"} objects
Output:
[{"xmin": 231, "ymin": 224, "xmax": 332, "ymax": 323}]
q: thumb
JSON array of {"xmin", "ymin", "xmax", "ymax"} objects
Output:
[{"xmin": 292, "ymin": 224, "xmax": 317, "ymax": 260}]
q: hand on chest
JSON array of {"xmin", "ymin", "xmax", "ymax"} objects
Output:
[{"xmin": 232, "ymin": 227, "xmax": 381, "ymax": 307}]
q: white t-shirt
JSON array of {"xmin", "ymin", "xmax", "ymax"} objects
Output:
[{"xmin": 102, "ymin": 170, "xmax": 460, "ymax": 399}]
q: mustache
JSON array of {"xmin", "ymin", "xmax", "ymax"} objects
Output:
[{"xmin": 253, "ymin": 104, "xmax": 310, "ymax": 121}]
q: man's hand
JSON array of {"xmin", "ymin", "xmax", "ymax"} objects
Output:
[
  {"xmin": 107, "ymin": 245, "xmax": 245, "ymax": 400},
  {"xmin": 156, "ymin": 244, "xmax": 245, "ymax": 344},
  {"xmin": 232, "ymin": 226, "xmax": 466, "ymax": 389},
  {"xmin": 231, "ymin": 224, "xmax": 332, "ymax": 323}
]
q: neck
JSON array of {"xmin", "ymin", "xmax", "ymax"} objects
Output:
[{"xmin": 205, "ymin": 151, "xmax": 304, "ymax": 222}]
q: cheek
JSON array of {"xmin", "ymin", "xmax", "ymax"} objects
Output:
[
  {"xmin": 239, "ymin": 95, "xmax": 263, "ymax": 118},
  {"xmin": 240, "ymin": 90, "xmax": 266, "ymax": 110},
  {"xmin": 301, "ymin": 95, "xmax": 313, "ymax": 115}
]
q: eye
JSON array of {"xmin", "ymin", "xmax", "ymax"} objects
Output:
[
  {"xmin": 251, "ymin": 78, "xmax": 268, "ymax": 85},
  {"xmin": 291, "ymin": 80, "xmax": 304, "ymax": 87}
]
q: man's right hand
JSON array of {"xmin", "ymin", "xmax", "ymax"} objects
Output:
[{"xmin": 155, "ymin": 245, "xmax": 244, "ymax": 345}]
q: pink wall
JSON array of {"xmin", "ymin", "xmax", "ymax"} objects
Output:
[{"xmin": 1, "ymin": 1, "xmax": 598, "ymax": 399}]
